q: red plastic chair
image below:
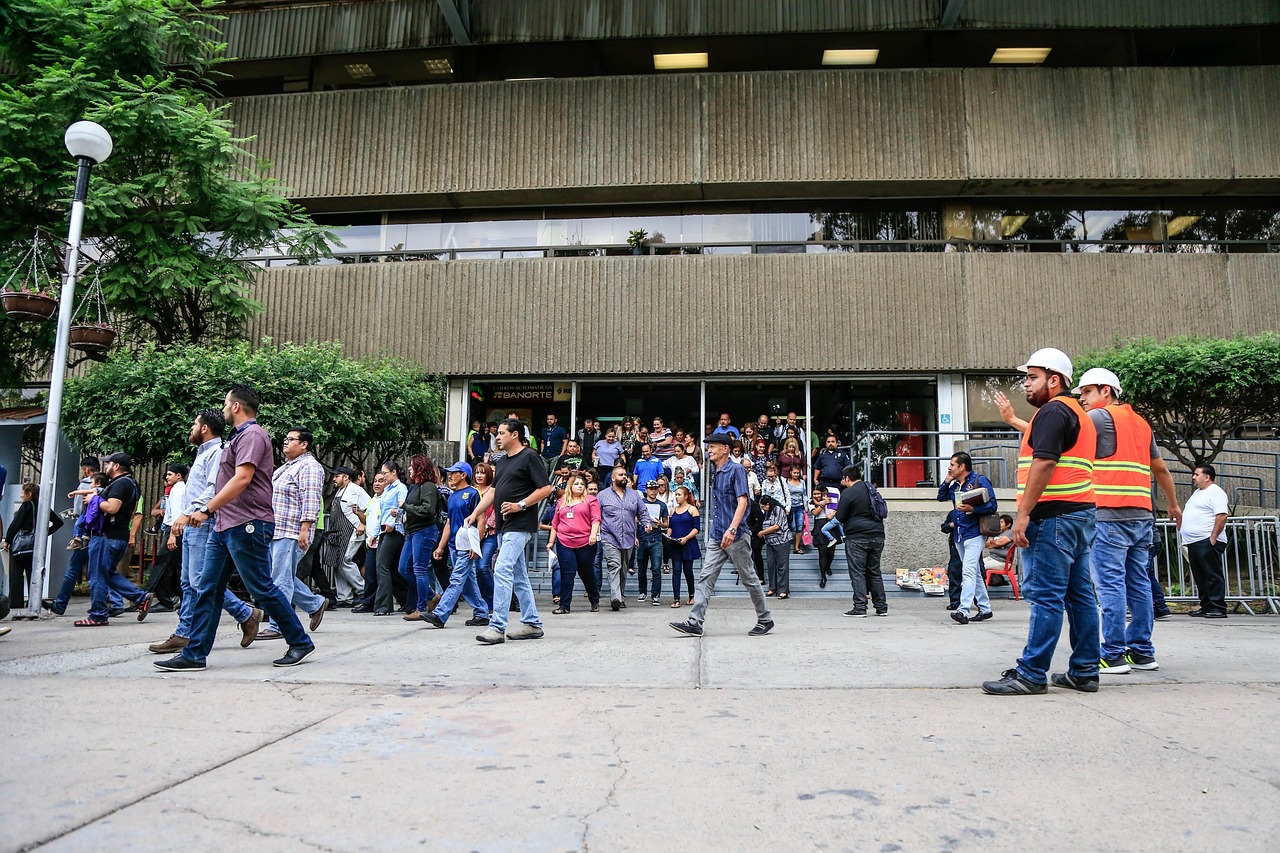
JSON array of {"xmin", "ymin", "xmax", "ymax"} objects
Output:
[{"xmin": 985, "ymin": 547, "xmax": 1021, "ymax": 600}]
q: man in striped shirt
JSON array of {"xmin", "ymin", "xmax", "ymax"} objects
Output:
[{"xmin": 259, "ymin": 427, "xmax": 328, "ymax": 640}]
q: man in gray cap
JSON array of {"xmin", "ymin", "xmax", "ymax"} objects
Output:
[{"xmin": 670, "ymin": 434, "xmax": 773, "ymax": 637}]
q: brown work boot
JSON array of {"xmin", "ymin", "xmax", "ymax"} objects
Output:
[
  {"xmin": 239, "ymin": 607, "xmax": 263, "ymax": 648},
  {"xmin": 149, "ymin": 634, "xmax": 189, "ymax": 654}
]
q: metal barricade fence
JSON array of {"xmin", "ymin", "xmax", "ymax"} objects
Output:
[{"xmin": 1153, "ymin": 517, "xmax": 1280, "ymax": 615}]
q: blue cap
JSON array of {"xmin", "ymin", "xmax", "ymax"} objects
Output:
[{"xmin": 444, "ymin": 461, "xmax": 473, "ymax": 479}]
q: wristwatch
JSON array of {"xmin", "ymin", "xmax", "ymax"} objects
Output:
[
  {"xmin": 518, "ymin": 499, "xmax": 527, "ymax": 510},
  {"xmin": 727, "ymin": 526, "xmax": 738, "ymax": 535}
]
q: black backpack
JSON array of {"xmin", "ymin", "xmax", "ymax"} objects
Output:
[
  {"xmin": 435, "ymin": 485, "xmax": 451, "ymax": 529},
  {"xmin": 864, "ymin": 481, "xmax": 889, "ymax": 521}
]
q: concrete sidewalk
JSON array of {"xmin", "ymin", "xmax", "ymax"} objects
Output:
[{"xmin": 2, "ymin": 597, "xmax": 1278, "ymax": 852}]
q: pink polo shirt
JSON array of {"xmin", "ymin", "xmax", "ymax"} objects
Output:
[{"xmin": 551, "ymin": 495, "xmax": 601, "ymax": 549}]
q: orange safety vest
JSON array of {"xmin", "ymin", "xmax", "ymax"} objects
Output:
[
  {"xmin": 1092, "ymin": 403, "xmax": 1154, "ymax": 511},
  {"xmin": 1016, "ymin": 396, "xmax": 1096, "ymax": 510}
]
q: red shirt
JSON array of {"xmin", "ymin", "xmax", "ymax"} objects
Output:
[{"xmin": 551, "ymin": 495, "xmax": 600, "ymax": 549}]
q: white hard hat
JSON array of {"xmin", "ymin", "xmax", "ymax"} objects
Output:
[
  {"xmin": 1016, "ymin": 347, "xmax": 1074, "ymax": 384},
  {"xmin": 1072, "ymin": 367, "xmax": 1122, "ymax": 397}
]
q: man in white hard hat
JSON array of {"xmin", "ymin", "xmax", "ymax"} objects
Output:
[
  {"xmin": 983, "ymin": 348, "xmax": 1100, "ymax": 696},
  {"xmin": 1074, "ymin": 368, "xmax": 1183, "ymax": 676}
]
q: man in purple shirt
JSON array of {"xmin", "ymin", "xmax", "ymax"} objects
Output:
[
  {"xmin": 155, "ymin": 385, "xmax": 315, "ymax": 671},
  {"xmin": 595, "ymin": 464, "xmax": 649, "ymax": 611}
]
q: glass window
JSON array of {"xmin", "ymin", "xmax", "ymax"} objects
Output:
[{"xmin": 966, "ymin": 374, "xmax": 1035, "ymax": 429}]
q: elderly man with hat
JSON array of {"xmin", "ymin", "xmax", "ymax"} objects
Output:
[
  {"xmin": 79, "ymin": 452, "xmax": 148, "ymax": 626},
  {"xmin": 1075, "ymin": 367, "xmax": 1182, "ymax": 675},
  {"xmin": 424, "ymin": 461, "xmax": 491, "ymax": 629},
  {"xmin": 983, "ymin": 348, "xmax": 1099, "ymax": 695},
  {"xmin": 670, "ymin": 433, "xmax": 774, "ymax": 637}
]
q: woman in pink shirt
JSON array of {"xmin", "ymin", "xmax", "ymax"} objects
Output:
[{"xmin": 547, "ymin": 471, "xmax": 602, "ymax": 614}]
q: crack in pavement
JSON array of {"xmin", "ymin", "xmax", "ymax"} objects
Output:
[
  {"xmin": 171, "ymin": 804, "xmax": 345, "ymax": 852},
  {"xmin": 17, "ymin": 708, "xmax": 352, "ymax": 852},
  {"xmin": 578, "ymin": 728, "xmax": 627, "ymax": 853}
]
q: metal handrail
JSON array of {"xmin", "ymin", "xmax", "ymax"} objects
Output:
[{"xmin": 243, "ymin": 237, "xmax": 1280, "ymax": 266}]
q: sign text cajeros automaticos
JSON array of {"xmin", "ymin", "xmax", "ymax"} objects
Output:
[{"xmin": 489, "ymin": 383, "xmax": 572, "ymax": 402}]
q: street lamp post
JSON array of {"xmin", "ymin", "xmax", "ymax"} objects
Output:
[{"xmin": 26, "ymin": 121, "xmax": 113, "ymax": 616}]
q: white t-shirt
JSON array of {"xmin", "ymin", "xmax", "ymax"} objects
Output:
[
  {"xmin": 338, "ymin": 483, "xmax": 371, "ymax": 526},
  {"xmin": 1180, "ymin": 483, "xmax": 1228, "ymax": 544},
  {"xmin": 163, "ymin": 481, "xmax": 187, "ymax": 525},
  {"xmin": 664, "ymin": 455, "xmax": 699, "ymax": 479}
]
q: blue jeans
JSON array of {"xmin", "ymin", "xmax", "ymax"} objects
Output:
[
  {"xmin": 1015, "ymin": 509, "xmax": 1100, "ymax": 684},
  {"xmin": 88, "ymin": 537, "xmax": 146, "ymax": 621},
  {"xmin": 959, "ymin": 535, "xmax": 991, "ymax": 614},
  {"xmin": 636, "ymin": 536, "xmax": 663, "ymax": 598},
  {"xmin": 1092, "ymin": 517, "xmax": 1155, "ymax": 659},
  {"xmin": 398, "ymin": 526, "xmax": 440, "ymax": 614},
  {"xmin": 489, "ymin": 531, "xmax": 539, "ymax": 634},
  {"xmin": 52, "ymin": 545, "xmax": 121, "ymax": 613},
  {"xmin": 178, "ymin": 522, "xmax": 251, "ymax": 639},
  {"xmin": 593, "ymin": 540, "xmax": 604, "ymax": 589},
  {"xmin": 267, "ymin": 536, "xmax": 327, "ymax": 631},
  {"xmin": 789, "ymin": 506, "xmax": 805, "ymax": 535},
  {"xmin": 554, "ymin": 541, "xmax": 600, "ymax": 610},
  {"xmin": 182, "ymin": 522, "xmax": 312, "ymax": 664},
  {"xmin": 432, "ymin": 547, "xmax": 490, "ymax": 624},
  {"xmin": 476, "ymin": 535, "xmax": 497, "ymax": 609}
]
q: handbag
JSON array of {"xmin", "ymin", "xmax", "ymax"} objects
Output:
[
  {"xmin": 12, "ymin": 530, "xmax": 34, "ymax": 556},
  {"xmin": 977, "ymin": 514, "xmax": 1002, "ymax": 537},
  {"xmin": 801, "ymin": 511, "xmax": 813, "ymax": 547}
]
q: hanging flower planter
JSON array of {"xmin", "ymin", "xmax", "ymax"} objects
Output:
[
  {"xmin": 1, "ymin": 291, "xmax": 59, "ymax": 321},
  {"xmin": 69, "ymin": 323, "xmax": 117, "ymax": 353},
  {"xmin": 2, "ymin": 231, "xmax": 63, "ymax": 322},
  {"xmin": 68, "ymin": 264, "xmax": 117, "ymax": 356}
]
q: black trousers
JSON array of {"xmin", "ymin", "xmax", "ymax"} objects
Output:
[
  {"xmin": 947, "ymin": 537, "xmax": 964, "ymax": 608},
  {"xmin": 845, "ymin": 535, "xmax": 887, "ymax": 614},
  {"xmin": 1186, "ymin": 538, "xmax": 1228, "ymax": 613},
  {"xmin": 373, "ymin": 531, "xmax": 406, "ymax": 613},
  {"xmin": 8, "ymin": 553, "xmax": 32, "ymax": 608},
  {"xmin": 296, "ymin": 533, "xmax": 336, "ymax": 600}
]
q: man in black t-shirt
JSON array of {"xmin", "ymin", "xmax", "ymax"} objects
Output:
[
  {"xmin": 551, "ymin": 440, "xmax": 587, "ymax": 490},
  {"xmin": 83, "ymin": 452, "xmax": 149, "ymax": 625},
  {"xmin": 468, "ymin": 418, "xmax": 553, "ymax": 644}
]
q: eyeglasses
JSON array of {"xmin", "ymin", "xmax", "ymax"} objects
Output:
[{"xmin": 283, "ymin": 437, "xmax": 300, "ymax": 444}]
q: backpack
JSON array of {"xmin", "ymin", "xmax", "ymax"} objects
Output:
[
  {"xmin": 864, "ymin": 481, "xmax": 889, "ymax": 521},
  {"xmin": 82, "ymin": 493, "xmax": 107, "ymax": 535},
  {"xmin": 436, "ymin": 485, "xmax": 451, "ymax": 529}
]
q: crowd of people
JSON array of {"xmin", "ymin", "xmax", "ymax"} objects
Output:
[{"xmin": 0, "ymin": 355, "xmax": 1236, "ymax": 694}]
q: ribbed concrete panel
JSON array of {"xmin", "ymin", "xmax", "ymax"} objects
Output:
[
  {"xmin": 960, "ymin": 0, "xmax": 1278, "ymax": 28},
  {"xmin": 220, "ymin": 1, "xmax": 449, "ymax": 61},
  {"xmin": 703, "ymin": 71, "xmax": 966, "ymax": 184},
  {"xmin": 963, "ymin": 253, "xmax": 1234, "ymax": 370},
  {"xmin": 1229, "ymin": 67, "xmax": 1280, "ymax": 179},
  {"xmin": 228, "ymin": 67, "xmax": 1279, "ymax": 205},
  {"xmin": 226, "ymin": 76, "xmax": 701, "ymax": 200},
  {"xmin": 1226, "ymin": 255, "xmax": 1280, "ymax": 335},
  {"xmin": 218, "ymin": 0, "xmax": 1279, "ymax": 58},
  {"xmin": 248, "ymin": 253, "xmax": 966, "ymax": 374}
]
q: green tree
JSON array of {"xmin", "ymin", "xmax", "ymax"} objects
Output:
[
  {"xmin": 60, "ymin": 341, "xmax": 444, "ymax": 468},
  {"xmin": 0, "ymin": 0, "xmax": 334, "ymax": 385},
  {"xmin": 1077, "ymin": 334, "xmax": 1280, "ymax": 469}
]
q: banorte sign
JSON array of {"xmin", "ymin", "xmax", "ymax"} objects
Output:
[{"xmin": 489, "ymin": 383, "xmax": 573, "ymax": 402}]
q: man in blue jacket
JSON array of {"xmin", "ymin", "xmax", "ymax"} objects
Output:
[{"xmin": 937, "ymin": 452, "xmax": 998, "ymax": 624}]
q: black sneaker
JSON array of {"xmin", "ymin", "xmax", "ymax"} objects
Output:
[
  {"xmin": 610, "ymin": 599, "xmax": 621, "ymax": 611},
  {"xmin": 1203, "ymin": 610, "xmax": 1228, "ymax": 619},
  {"xmin": 981, "ymin": 668, "xmax": 1047, "ymax": 695},
  {"xmin": 464, "ymin": 616, "xmax": 489, "ymax": 627},
  {"xmin": 1051, "ymin": 672, "xmax": 1099, "ymax": 693},
  {"xmin": 946, "ymin": 603, "xmax": 959, "ymax": 611},
  {"xmin": 273, "ymin": 646, "xmax": 315, "ymax": 667},
  {"xmin": 1153, "ymin": 611, "xmax": 1173, "ymax": 621},
  {"xmin": 669, "ymin": 620, "xmax": 702, "ymax": 637},
  {"xmin": 1125, "ymin": 651, "xmax": 1159, "ymax": 671},
  {"xmin": 423, "ymin": 612, "xmax": 446, "ymax": 629},
  {"xmin": 1099, "ymin": 655, "xmax": 1132, "ymax": 675},
  {"xmin": 748, "ymin": 619, "xmax": 774, "ymax": 637},
  {"xmin": 153, "ymin": 655, "xmax": 205, "ymax": 673},
  {"xmin": 843, "ymin": 609, "xmax": 867, "ymax": 618},
  {"xmin": 972, "ymin": 610, "xmax": 993, "ymax": 622},
  {"xmin": 950, "ymin": 610, "xmax": 970, "ymax": 625},
  {"xmin": 874, "ymin": 610, "xmax": 888, "ymax": 617}
]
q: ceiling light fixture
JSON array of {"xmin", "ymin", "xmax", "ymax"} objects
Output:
[
  {"xmin": 653, "ymin": 52, "xmax": 708, "ymax": 70},
  {"xmin": 990, "ymin": 47, "xmax": 1051, "ymax": 64},
  {"xmin": 344, "ymin": 63, "xmax": 375, "ymax": 78},
  {"xmin": 822, "ymin": 49, "xmax": 879, "ymax": 66},
  {"xmin": 423, "ymin": 58, "xmax": 453, "ymax": 75}
]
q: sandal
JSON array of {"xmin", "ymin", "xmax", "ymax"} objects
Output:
[
  {"xmin": 686, "ymin": 597, "xmax": 694, "ymax": 605},
  {"xmin": 779, "ymin": 592, "xmax": 789, "ymax": 600},
  {"xmin": 74, "ymin": 618, "xmax": 109, "ymax": 627},
  {"xmin": 551, "ymin": 607, "xmax": 569, "ymax": 615},
  {"xmin": 765, "ymin": 590, "xmax": 776, "ymax": 597},
  {"xmin": 671, "ymin": 600, "xmax": 682, "ymax": 608}
]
